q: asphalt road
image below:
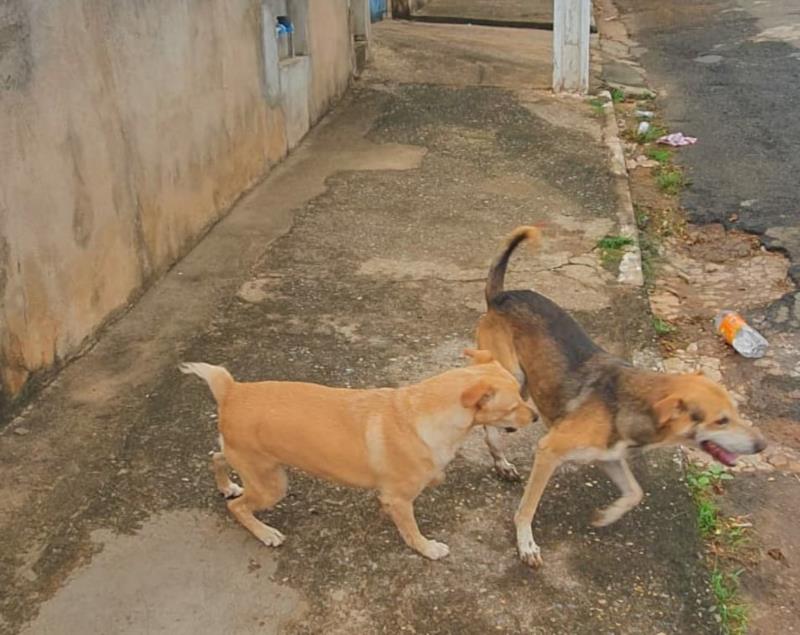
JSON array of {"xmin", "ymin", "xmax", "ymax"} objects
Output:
[{"xmin": 615, "ymin": 0, "xmax": 800, "ymax": 287}]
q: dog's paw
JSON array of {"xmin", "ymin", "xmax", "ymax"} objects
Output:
[
  {"xmin": 221, "ymin": 483, "xmax": 244, "ymax": 499},
  {"xmin": 419, "ymin": 540, "xmax": 450, "ymax": 560},
  {"xmin": 494, "ymin": 459, "xmax": 521, "ymax": 482},
  {"xmin": 518, "ymin": 538, "xmax": 543, "ymax": 569},
  {"xmin": 591, "ymin": 507, "xmax": 621, "ymax": 528},
  {"xmin": 257, "ymin": 526, "xmax": 286, "ymax": 547}
]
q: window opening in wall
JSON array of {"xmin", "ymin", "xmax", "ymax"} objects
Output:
[{"xmin": 275, "ymin": 15, "xmax": 295, "ymax": 60}]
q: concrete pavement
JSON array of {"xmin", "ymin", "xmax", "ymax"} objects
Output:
[{"xmin": 1, "ymin": 18, "xmax": 717, "ymax": 635}]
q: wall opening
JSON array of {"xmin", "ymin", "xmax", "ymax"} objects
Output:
[{"xmin": 261, "ymin": 0, "xmax": 312, "ymax": 148}]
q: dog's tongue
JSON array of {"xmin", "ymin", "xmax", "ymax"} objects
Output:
[{"xmin": 701, "ymin": 441, "xmax": 737, "ymax": 467}]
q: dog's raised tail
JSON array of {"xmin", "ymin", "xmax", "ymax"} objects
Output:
[
  {"xmin": 485, "ymin": 225, "xmax": 542, "ymax": 304},
  {"xmin": 179, "ymin": 362, "xmax": 234, "ymax": 404}
]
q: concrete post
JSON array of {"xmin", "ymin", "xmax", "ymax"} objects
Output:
[{"xmin": 552, "ymin": 0, "xmax": 591, "ymax": 94}]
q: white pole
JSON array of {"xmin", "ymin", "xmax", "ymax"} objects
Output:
[{"xmin": 552, "ymin": 0, "xmax": 591, "ymax": 93}]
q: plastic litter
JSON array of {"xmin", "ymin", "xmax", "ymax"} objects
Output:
[
  {"xmin": 635, "ymin": 110, "xmax": 654, "ymax": 119},
  {"xmin": 657, "ymin": 132, "xmax": 697, "ymax": 147},
  {"xmin": 714, "ymin": 310, "xmax": 769, "ymax": 358},
  {"xmin": 637, "ymin": 121, "xmax": 651, "ymax": 136}
]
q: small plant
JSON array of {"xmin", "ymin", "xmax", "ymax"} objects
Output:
[
  {"xmin": 610, "ymin": 87, "xmax": 625, "ymax": 103},
  {"xmin": 687, "ymin": 463, "xmax": 734, "ymax": 495},
  {"xmin": 686, "ymin": 463, "xmax": 748, "ymax": 634},
  {"xmin": 656, "ymin": 167, "xmax": 685, "ymax": 194},
  {"xmin": 596, "ymin": 235, "xmax": 635, "ymax": 271},
  {"xmin": 652, "ymin": 316, "xmax": 675, "ymax": 336},
  {"xmin": 597, "ymin": 235, "xmax": 634, "ymax": 250},
  {"xmin": 646, "ymin": 147, "xmax": 671, "ymax": 164},
  {"xmin": 686, "ymin": 464, "xmax": 734, "ymax": 537},
  {"xmin": 711, "ymin": 569, "xmax": 748, "ymax": 635},
  {"xmin": 588, "ymin": 98, "xmax": 606, "ymax": 117}
]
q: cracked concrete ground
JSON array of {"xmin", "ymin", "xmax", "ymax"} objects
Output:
[{"xmin": 1, "ymin": 20, "xmax": 717, "ymax": 635}]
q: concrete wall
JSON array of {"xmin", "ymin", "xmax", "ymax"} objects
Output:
[{"xmin": 0, "ymin": 0, "xmax": 356, "ymax": 412}]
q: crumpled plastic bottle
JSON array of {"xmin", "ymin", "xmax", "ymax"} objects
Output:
[{"xmin": 714, "ymin": 310, "xmax": 769, "ymax": 359}]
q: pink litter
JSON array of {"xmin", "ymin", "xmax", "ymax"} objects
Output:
[{"xmin": 657, "ymin": 132, "xmax": 697, "ymax": 147}]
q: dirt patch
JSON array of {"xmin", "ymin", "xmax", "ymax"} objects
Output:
[
  {"xmin": 721, "ymin": 473, "xmax": 800, "ymax": 635},
  {"xmin": 759, "ymin": 418, "xmax": 800, "ymax": 454}
]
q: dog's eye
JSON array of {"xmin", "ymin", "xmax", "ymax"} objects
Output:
[
  {"xmin": 715, "ymin": 416, "xmax": 729, "ymax": 426},
  {"xmin": 690, "ymin": 409, "xmax": 704, "ymax": 423}
]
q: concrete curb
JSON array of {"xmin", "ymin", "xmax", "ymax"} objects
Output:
[
  {"xmin": 599, "ymin": 95, "xmax": 645, "ymax": 287},
  {"xmin": 593, "ymin": 0, "xmax": 648, "ymax": 288}
]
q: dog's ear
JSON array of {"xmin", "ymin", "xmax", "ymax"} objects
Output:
[
  {"xmin": 653, "ymin": 395, "xmax": 687, "ymax": 427},
  {"xmin": 463, "ymin": 349, "xmax": 494, "ymax": 364},
  {"xmin": 461, "ymin": 380, "xmax": 495, "ymax": 409}
]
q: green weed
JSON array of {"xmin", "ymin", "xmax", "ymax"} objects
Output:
[
  {"xmin": 686, "ymin": 463, "xmax": 748, "ymax": 634},
  {"xmin": 656, "ymin": 167, "xmax": 685, "ymax": 194},
  {"xmin": 646, "ymin": 147, "xmax": 671, "ymax": 164},
  {"xmin": 588, "ymin": 98, "xmax": 606, "ymax": 117},
  {"xmin": 711, "ymin": 569, "xmax": 748, "ymax": 635},
  {"xmin": 597, "ymin": 235, "xmax": 634, "ymax": 250},
  {"xmin": 652, "ymin": 316, "xmax": 675, "ymax": 336},
  {"xmin": 687, "ymin": 463, "xmax": 734, "ymax": 494},
  {"xmin": 610, "ymin": 87, "xmax": 625, "ymax": 103},
  {"xmin": 596, "ymin": 235, "xmax": 635, "ymax": 271}
]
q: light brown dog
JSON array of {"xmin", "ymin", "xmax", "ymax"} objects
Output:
[
  {"xmin": 180, "ymin": 352, "xmax": 535, "ymax": 560},
  {"xmin": 477, "ymin": 227, "xmax": 767, "ymax": 568}
]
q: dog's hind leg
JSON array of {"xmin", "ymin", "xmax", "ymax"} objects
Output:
[
  {"xmin": 210, "ymin": 451, "xmax": 243, "ymax": 499},
  {"xmin": 225, "ymin": 459, "xmax": 288, "ymax": 547},
  {"xmin": 484, "ymin": 426, "xmax": 521, "ymax": 481},
  {"xmin": 379, "ymin": 492, "xmax": 449, "ymax": 560},
  {"xmin": 591, "ymin": 458, "xmax": 643, "ymax": 527}
]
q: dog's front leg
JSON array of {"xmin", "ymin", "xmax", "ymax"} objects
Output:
[
  {"xmin": 514, "ymin": 439, "xmax": 561, "ymax": 568},
  {"xmin": 591, "ymin": 458, "xmax": 643, "ymax": 527},
  {"xmin": 484, "ymin": 426, "xmax": 520, "ymax": 481},
  {"xmin": 380, "ymin": 493, "xmax": 450, "ymax": 560}
]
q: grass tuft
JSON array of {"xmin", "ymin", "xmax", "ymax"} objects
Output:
[
  {"xmin": 656, "ymin": 167, "xmax": 685, "ymax": 194},
  {"xmin": 597, "ymin": 235, "xmax": 634, "ymax": 250},
  {"xmin": 686, "ymin": 463, "xmax": 748, "ymax": 635},
  {"xmin": 588, "ymin": 98, "xmax": 606, "ymax": 117},
  {"xmin": 711, "ymin": 570, "xmax": 748, "ymax": 634},
  {"xmin": 610, "ymin": 87, "xmax": 625, "ymax": 103},
  {"xmin": 646, "ymin": 147, "xmax": 671, "ymax": 164},
  {"xmin": 596, "ymin": 235, "xmax": 635, "ymax": 271},
  {"xmin": 652, "ymin": 316, "xmax": 675, "ymax": 336}
]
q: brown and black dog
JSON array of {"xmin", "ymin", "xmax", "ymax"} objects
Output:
[{"xmin": 477, "ymin": 226, "xmax": 767, "ymax": 568}]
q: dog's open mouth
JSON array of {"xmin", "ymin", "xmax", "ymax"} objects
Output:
[{"xmin": 700, "ymin": 440, "xmax": 738, "ymax": 466}]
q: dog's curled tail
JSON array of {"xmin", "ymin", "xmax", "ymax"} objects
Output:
[
  {"xmin": 179, "ymin": 362, "xmax": 234, "ymax": 404},
  {"xmin": 485, "ymin": 225, "xmax": 542, "ymax": 304}
]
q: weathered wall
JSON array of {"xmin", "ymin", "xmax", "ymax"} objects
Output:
[
  {"xmin": 0, "ymin": 0, "xmax": 355, "ymax": 412},
  {"xmin": 308, "ymin": 1, "xmax": 355, "ymax": 122}
]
